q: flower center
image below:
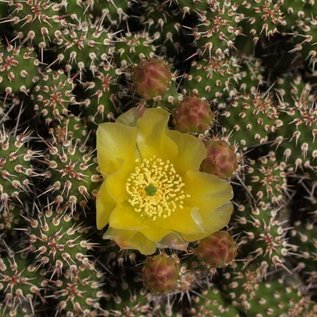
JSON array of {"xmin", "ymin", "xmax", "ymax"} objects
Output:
[
  {"xmin": 145, "ymin": 183, "xmax": 157, "ymax": 196},
  {"xmin": 126, "ymin": 156, "xmax": 189, "ymax": 220}
]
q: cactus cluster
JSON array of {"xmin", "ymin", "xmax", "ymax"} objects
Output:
[{"xmin": 0, "ymin": 0, "xmax": 317, "ymax": 316}]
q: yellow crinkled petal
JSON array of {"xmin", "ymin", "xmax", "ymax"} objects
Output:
[
  {"xmin": 158, "ymin": 233, "xmax": 189, "ymax": 251},
  {"xmin": 116, "ymin": 107, "xmax": 140, "ymax": 127},
  {"xmin": 181, "ymin": 231, "xmax": 211, "ymax": 242},
  {"xmin": 167, "ymin": 129, "xmax": 207, "ymax": 174},
  {"xmin": 136, "ymin": 108, "xmax": 178, "ymax": 160},
  {"xmin": 181, "ymin": 202, "xmax": 233, "ymax": 241},
  {"xmin": 160, "ymin": 206, "xmax": 205, "ymax": 235},
  {"xmin": 97, "ymin": 122, "xmax": 138, "ymax": 176},
  {"xmin": 198, "ymin": 201, "xmax": 233, "ymax": 233},
  {"xmin": 140, "ymin": 225, "xmax": 171, "ymax": 242},
  {"xmin": 108, "ymin": 202, "xmax": 147, "ymax": 231},
  {"xmin": 103, "ymin": 228, "xmax": 157, "ymax": 255},
  {"xmin": 179, "ymin": 171, "xmax": 233, "ymax": 240},
  {"xmin": 104, "ymin": 166, "xmax": 132, "ymax": 203},
  {"xmin": 185, "ymin": 171, "xmax": 233, "ymax": 209},
  {"xmin": 96, "ymin": 181, "xmax": 116, "ymax": 230}
]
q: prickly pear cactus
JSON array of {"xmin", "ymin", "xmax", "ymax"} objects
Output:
[{"xmin": 0, "ymin": 0, "xmax": 317, "ymax": 316}]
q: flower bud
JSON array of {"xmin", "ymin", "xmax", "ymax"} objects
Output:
[
  {"xmin": 133, "ymin": 59, "xmax": 172, "ymax": 100},
  {"xmin": 173, "ymin": 96, "xmax": 214, "ymax": 133},
  {"xmin": 142, "ymin": 254, "xmax": 180, "ymax": 293},
  {"xmin": 200, "ymin": 139, "xmax": 238, "ymax": 178},
  {"xmin": 194, "ymin": 231, "xmax": 237, "ymax": 268}
]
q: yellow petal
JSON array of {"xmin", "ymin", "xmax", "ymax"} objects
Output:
[
  {"xmin": 108, "ymin": 202, "xmax": 146, "ymax": 231},
  {"xmin": 160, "ymin": 206, "xmax": 204, "ymax": 235},
  {"xmin": 199, "ymin": 201, "xmax": 233, "ymax": 233},
  {"xmin": 140, "ymin": 225, "xmax": 171, "ymax": 242},
  {"xmin": 181, "ymin": 231, "xmax": 211, "ymax": 242},
  {"xmin": 181, "ymin": 202, "xmax": 233, "ymax": 241},
  {"xmin": 97, "ymin": 122, "xmax": 138, "ymax": 176},
  {"xmin": 158, "ymin": 233, "xmax": 189, "ymax": 251},
  {"xmin": 136, "ymin": 108, "xmax": 178, "ymax": 160},
  {"xmin": 167, "ymin": 130, "xmax": 206, "ymax": 174},
  {"xmin": 104, "ymin": 167, "xmax": 131, "ymax": 203},
  {"xmin": 103, "ymin": 228, "xmax": 157, "ymax": 255},
  {"xmin": 96, "ymin": 181, "xmax": 116, "ymax": 229},
  {"xmin": 116, "ymin": 107, "xmax": 141, "ymax": 126},
  {"xmin": 185, "ymin": 171, "xmax": 233, "ymax": 209}
]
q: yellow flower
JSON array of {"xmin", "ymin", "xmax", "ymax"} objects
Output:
[{"xmin": 96, "ymin": 107, "xmax": 233, "ymax": 255}]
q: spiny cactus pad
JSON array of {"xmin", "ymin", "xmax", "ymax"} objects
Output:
[
  {"xmin": 0, "ymin": 0, "xmax": 316, "ymax": 316},
  {"xmin": 0, "ymin": 44, "xmax": 39, "ymax": 94},
  {"xmin": 0, "ymin": 128, "xmax": 37, "ymax": 211},
  {"xmin": 44, "ymin": 141, "xmax": 102, "ymax": 211}
]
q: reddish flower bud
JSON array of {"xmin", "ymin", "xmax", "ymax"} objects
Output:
[
  {"xmin": 133, "ymin": 59, "xmax": 172, "ymax": 100},
  {"xmin": 173, "ymin": 96, "xmax": 214, "ymax": 133},
  {"xmin": 200, "ymin": 139, "xmax": 238, "ymax": 178},
  {"xmin": 194, "ymin": 231, "xmax": 237, "ymax": 268},
  {"xmin": 142, "ymin": 254, "xmax": 180, "ymax": 293}
]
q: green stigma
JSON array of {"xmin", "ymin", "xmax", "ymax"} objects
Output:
[{"xmin": 145, "ymin": 184, "xmax": 157, "ymax": 196}]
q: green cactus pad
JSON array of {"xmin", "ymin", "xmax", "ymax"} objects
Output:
[
  {"xmin": 246, "ymin": 151, "xmax": 287, "ymax": 206},
  {"xmin": 139, "ymin": 1, "xmax": 183, "ymax": 59},
  {"xmin": 0, "ymin": 44, "xmax": 39, "ymax": 94},
  {"xmin": 48, "ymin": 114, "xmax": 89, "ymax": 145},
  {"xmin": 93, "ymin": 0, "xmax": 133, "ymax": 26},
  {"xmin": 238, "ymin": 0, "xmax": 286, "ymax": 41},
  {"xmin": 7, "ymin": 0, "xmax": 64, "ymax": 48},
  {"xmin": 222, "ymin": 264, "xmax": 316, "ymax": 316},
  {"xmin": 220, "ymin": 92, "xmax": 282, "ymax": 150},
  {"xmin": 0, "ymin": 128, "xmax": 37, "ymax": 212},
  {"xmin": 273, "ymin": 76, "xmax": 317, "ymax": 170},
  {"xmin": 54, "ymin": 21, "xmax": 114, "ymax": 75},
  {"xmin": 182, "ymin": 56, "xmax": 241, "ymax": 102},
  {"xmin": 189, "ymin": 285, "xmax": 240, "ymax": 317},
  {"xmin": 114, "ymin": 32, "xmax": 156, "ymax": 68},
  {"xmin": 32, "ymin": 68, "xmax": 75, "ymax": 125},
  {"xmin": 82, "ymin": 62, "xmax": 120, "ymax": 126},
  {"xmin": 44, "ymin": 140, "xmax": 102, "ymax": 211},
  {"xmin": 24, "ymin": 206, "xmax": 94, "ymax": 276},
  {"xmin": 0, "ymin": 203, "xmax": 22, "ymax": 237},
  {"xmin": 0, "ymin": 253, "xmax": 45, "ymax": 316},
  {"xmin": 193, "ymin": 2, "xmax": 243, "ymax": 58},
  {"xmin": 52, "ymin": 263, "xmax": 105, "ymax": 316}
]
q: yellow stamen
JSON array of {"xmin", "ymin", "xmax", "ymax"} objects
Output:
[{"xmin": 126, "ymin": 156, "xmax": 189, "ymax": 220}]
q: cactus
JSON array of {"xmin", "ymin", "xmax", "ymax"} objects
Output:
[
  {"xmin": 0, "ymin": 1, "xmax": 317, "ymax": 316},
  {"xmin": 222, "ymin": 263, "xmax": 317, "ymax": 316},
  {"xmin": 142, "ymin": 254, "xmax": 180, "ymax": 293},
  {"xmin": 114, "ymin": 32, "xmax": 156, "ymax": 68},
  {"xmin": 193, "ymin": 231, "xmax": 238, "ymax": 268},
  {"xmin": 182, "ymin": 56, "xmax": 241, "ymax": 102},
  {"xmin": 132, "ymin": 58, "xmax": 173, "ymax": 100},
  {"xmin": 51, "ymin": 263, "xmax": 105, "ymax": 316},
  {"xmin": 81, "ymin": 62, "xmax": 121, "ymax": 126},
  {"xmin": 220, "ymin": 92, "xmax": 282, "ymax": 150},
  {"xmin": 54, "ymin": 20, "xmax": 114, "ymax": 75},
  {"xmin": 48, "ymin": 114, "xmax": 89, "ymax": 145},
  {"xmin": 31, "ymin": 68, "xmax": 75, "ymax": 125},
  {"xmin": 6, "ymin": 0, "xmax": 64, "ymax": 49},
  {"xmin": 173, "ymin": 96, "xmax": 214, "ymax": 133},
  {"xmin": 44, "ymin": 140, "xmax": 102, "ymax": 212},
  {"xmin": 192, "ymin": 1, "xmax": 243, "ymax": 58},
  {"xmin": 0, "ymin": 44, "xmax": 39, "ymax": 95},
  {"xmin": 93, "ymin": 0, "xmax": 134, "ymax": 27},
  {"xmin": 200, "ymin": 138, "xmax": 238, "ymax": 178},
  {"xmin": 0, "ymin": 253, "xmax": 45, "ymax": 316},
  {"xmin": 189, "ymin": 285, "xmax": 240, "ymax": 317},
  {"xmin": 0, "ymin": 128, "xmax": 38, "ymax": 212},
  {"xmin": 0, "ymin": 203, "xmax": 22, "ymax": 238},
  {"xmin": 23, "ymin": 205, "xmax": 94, "ymax": 276}
]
